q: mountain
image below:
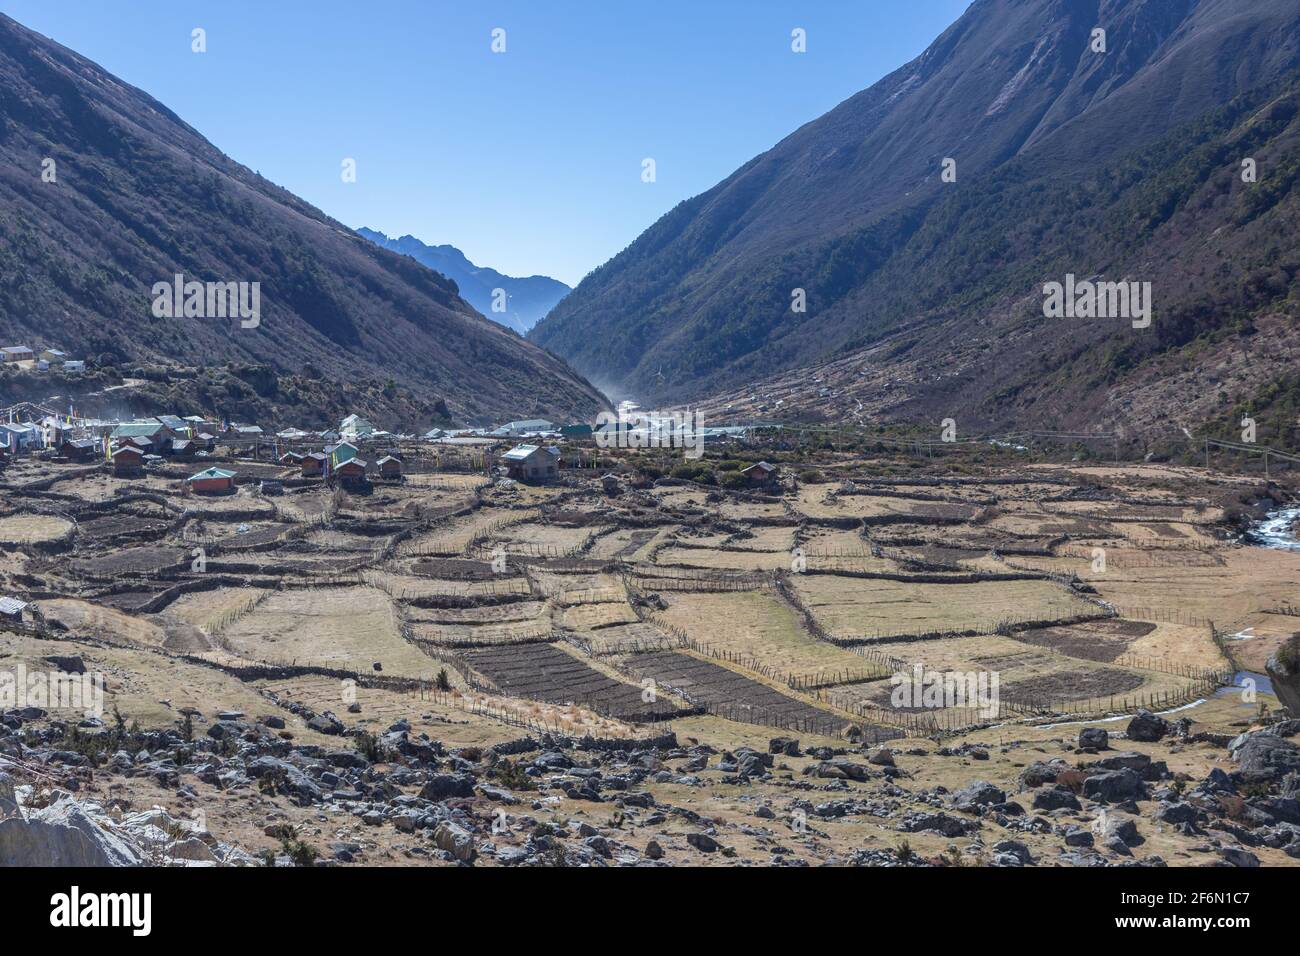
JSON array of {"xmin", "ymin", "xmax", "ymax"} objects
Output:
[
  {"xmin": 530, "ymin": 0, "xmax": 1300, "ymax": 438},
  {"xmin": 356, "ymin": 229, "xmax": 569, "ymax": 335},
  {"xmin": 0, "ymin": 13, "xmax": 606, "ymax": 428}
]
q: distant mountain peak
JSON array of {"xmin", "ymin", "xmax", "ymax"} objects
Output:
[{"xmin": 357, "ymin": 228, "xmax": 571, "ymax": 334}]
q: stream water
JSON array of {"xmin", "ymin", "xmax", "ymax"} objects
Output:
[{"xmin": 1246, "ymin": 506, "xmax": 1300, "ymax": 552}]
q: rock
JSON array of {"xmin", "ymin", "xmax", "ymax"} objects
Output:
[
  {"xmin": 0, "ymin": 772, "xmax": 18, "ymax": 820},
  {"xmin": 433, "ymin": 822, "xmax": 477, "ymax": 862},
  {"xmin": 900, "ymin": 812, "xmax": 979, "ymax": 837},
  {"xmin": 1127, "ymin": 710, "xmax": 1169, "ymax": 743},
  {"xmin": 1062, "ymin": 826, "xmax": 1094, "ymax": 847},
  {"xmin": 1218, "ymin": 846, "xmax": 1259, "ymax": 868},
  {"xmin": 867, "ymin": 748, "xmax": 895, "ymax": 767},
  {"xmin": 1019, "ymin": 760, "xmax": 1067, "ymax": 789},
  {"xmin": 1231, "ymin": 733, "xmax": 1300, "ymax": 784},
  {"xmin": 306, "ymin": 713, "xmax": 344, "ymax": 736},
  {"xmin": 259, "ymin": 715, "xmax": 286, "ymax": 730},
  {"xmin": 686, "ymin": 832, "xmax": 718, "ymax": 853},
  {"xmin": 952, "ymin": 781, "xmax": 1006, "ymax": 811},
  {"xmin": 1079, "ymin": 727, "xmax": 1109, "ymax": 750},
  {"xmin": 644, "ymin": 839, "xmax": 663, "ymax": 860},
  {"xmin": 811, "ymin": 759, "xmax": 871, "ymax": 782},
  {"xmin": 1082, "ymin": 769, "xmax": 1145, "ymax": 803},
  {"xmin": 768, "ymin": 737, "xmax": 800, "ymax": 757},
  {"xmin": 1032, "ymin": 786, "xmax": 1081, "ymax": 812},
  {"xmin": 1154, "ymin": 802, "xmax": 1200, "ymax": 825},
  {"xmin": 206, "ymin": 721, "xmax": 243, "ymax": 741},
  {"xmin": 419, "ymin": 774, "xmax": 476, "ymax": 801},
  {"xmin": 41, "ymin": 655, "xmax": 86, "ymax": 674},
  {"xmin": 1097, "ymin": 814, "xmax": 1142, "ymax": 848},
  {"xmin": 0, "ymin": 797, "xmax": 141, "ymax": 866},
  {"xmin": 1266, "ymin": 636, "xmax": 1300, "ymax": 715},
  {"xmin": 166, "ymin": 837, "xmax": 218, "ymax": 863},
  {"xmin": 992, "ymin": 839, "xmax": 1033, "ymax": 865},
  {"xmin": 1089, "ymin": 751, "xmax": 1150, "ymax": 773}
]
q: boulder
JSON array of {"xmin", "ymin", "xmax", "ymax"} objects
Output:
[
  {"xmin": 1079, "ymin": 727, "xmax": 1109, "ymax": 750},
  {"xmin": 1032, "ymin": 786, "xmax": 1081, "ymax": 812},
  {"xmin": 1126, "ymin": 710, "xmax": 1169, "ymax": 743},
  {"xmin": 952, "ymin": 780, "xmax": 1006, "ymax": 811},
  {"xmin": 1231, "ymin": 733, "xmax": 1300, "ymax": 784},
  {"xmin": 1082, "ymin": 769, "xmax": 1145, "ymax": 803},
  {"xmin": 419, "ymin": 774, "xmax": 476, "ymax": 801},
  {"xmin": 433, "ymin": 822, "xmax": 477, "ymax": 862},
  {"xmin": 0, "ymin": 797, "xmax": 142, "ymax": 867}
]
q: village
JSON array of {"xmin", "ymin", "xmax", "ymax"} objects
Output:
[{"xmin": 0, "ymin": 385, "xmax": 1296, "ymax": 869}]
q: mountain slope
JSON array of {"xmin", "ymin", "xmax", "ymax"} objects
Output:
[
  {"xmin": 530, "ymin": 0, "xmax": 1300, "ymax": 426},
  {"xmin": 356, "ymin": 228, "xmax": 569, "ymax": 335},
  {"xmin": 0, "ymin": 13, "xmax": 606, "ymax": 427}
]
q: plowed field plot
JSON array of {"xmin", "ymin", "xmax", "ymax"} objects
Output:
[
  {"xmin": 406, "ymin": 600, "xmax": 546, "ymax": 625},
  {"xmin": 617, "ymin": 650, "xmax": 879, "ymax": 737},
  {"xmin": 724, "ymin": 527, "xmax": 799, "ymax": 552},
  {"xmin": 98, "ymin": 587, "xmax": 170, "ymax": 612},
  {"xmin": 410, "ymin": 557, "xmax": 496, "ymax": 579},
  {"xmin": 574, "ymin": 622, "xmax": 683, "ymax": 654},
  {"xmin": 481, "ymin": 522, "xmax": 593, "ymax": 555},
  {"xmin": 789, "ymin": 574, "xmax": 1101, "ymax": 639},
  {"xmin": 217, "ymin": 586, "xmax": 435, "ymax": 678},
  {"xmin": 998, "ymin": 667, "xmax": 1147, "ymax": 707},
  {"xmin": 558, "ymin": 601, "xmax": 639, "ymax": 630},
  {"xmin": 72, "ymin": 546, "xmax": 187, "ymax": 577},
  {"xmin": 590, "ymin": 528, "xmax": 660, "ymax": 559},
  {"xmin": 213, "ymin": 523, "xmax": 297, "ymax": 550},
  {"xmin": 71, "ymin": 513, "xmax": 170, "ymax": 542},
  {"xmin": 654, "ymin": 546, "xmax": 790, "ymax": 571},
  {"xmin": 655, "ymin": 591, "xmax": 872, "ymax": 675},
  {"xmin": 1009, "ymin": 619, "xmax": 1156, "ymax": 662},
  {"xmin": 407, "ymin": 619, "xmax": 553, "ymax": 647},
  {"xmin": 459, "ymin": 643, "xmax": 677, "ymax": 720}
]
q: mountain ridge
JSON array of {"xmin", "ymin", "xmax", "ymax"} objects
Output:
[
  {"xmin": 0, "ymin": 12, "xmax": 607, "ymax": 428},
  {"xmin": 356, "ymin": 228, "xmax": 570, "ymax": 335},
  {"xmin": 530, "ymin": 0, "xmax": 1300, "ymax": 436}
]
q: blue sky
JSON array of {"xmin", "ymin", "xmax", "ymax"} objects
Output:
[{"xmin": 5, "ymin": 0, "xmax": 970, "ymax": 286}]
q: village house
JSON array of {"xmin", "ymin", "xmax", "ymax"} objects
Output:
[
  {"xmin": 740, "ymin": 461, "xmax": 779, "ymax": 486},
  {"xmin": 38, "ymin": 348, "xmax": 67, "ymax": 363},
  {"xmin": 501, "ymin": 444, "xmax": 561, "ymax": 483},
  {"xmin": 301, "ymin": 453, "xmax": 326, "ymax": 477},
  {"xmin": 111, "ymin": 421, "xmax": 169, "ymax": 449},
  {"xmin": 62, "ymin": 360, "xmax": 85, "ymax": 373},
  {"xmin": 169, "ymin": 438, "xmax": 196, "ymax": 459},
  {"xmin": 327, "ymin": 442, "xmax": 359, "ymax": 470},
  {"xmin": 376, "ymin": 455, "xmax": 403, "ymax": 480},
  {"xmin": 59, "ymin": 437, "xmax": 98, "ymax": 462},
  {"xmin": 111, "ymin": 445, "xmax": 145, "ymax": 476},
  {"xmin": 340, "ymin": 414, "xmax": 377, "ymax": 441},
  {"xmin": 335, "ymin": 457, "xmax": 367, "ymax": 487},
  {"xmin": 278, "ymin": 451, "xmax": 305, "ymax": 467},
  {"xmin": 1, "ymin": 346, "xmax": 33, "ymax": 363},
  {"xmin": 0, "ymin": 596, "xmax": 27, "ymax": 623},
  {"xmin": 0, "ymin": 422, "xmax": 42, "ymax": 454},
  {"xmin": 492, "ymin": 419, "xmax": 556, "ymax": 438},
  {"xmin": 186, "ymin": 467, "xmax": 237, "ymax": 495}
]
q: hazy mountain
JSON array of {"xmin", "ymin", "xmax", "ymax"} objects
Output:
[
  {"xmin": 530, "ymin": 0, "xmax": 1300, "ymax": 437},
  {"xmin": 0, "ymin": 13, "xmax": 606, "ymax": 427},
  {"xmin": 356, "ymin": 228, "xmax": 570, "ymax": 335}
]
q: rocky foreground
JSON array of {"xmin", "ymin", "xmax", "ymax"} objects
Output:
[{"xmin": 2, "ymin": 700, "xmax": 1299, "ymax": 867}]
